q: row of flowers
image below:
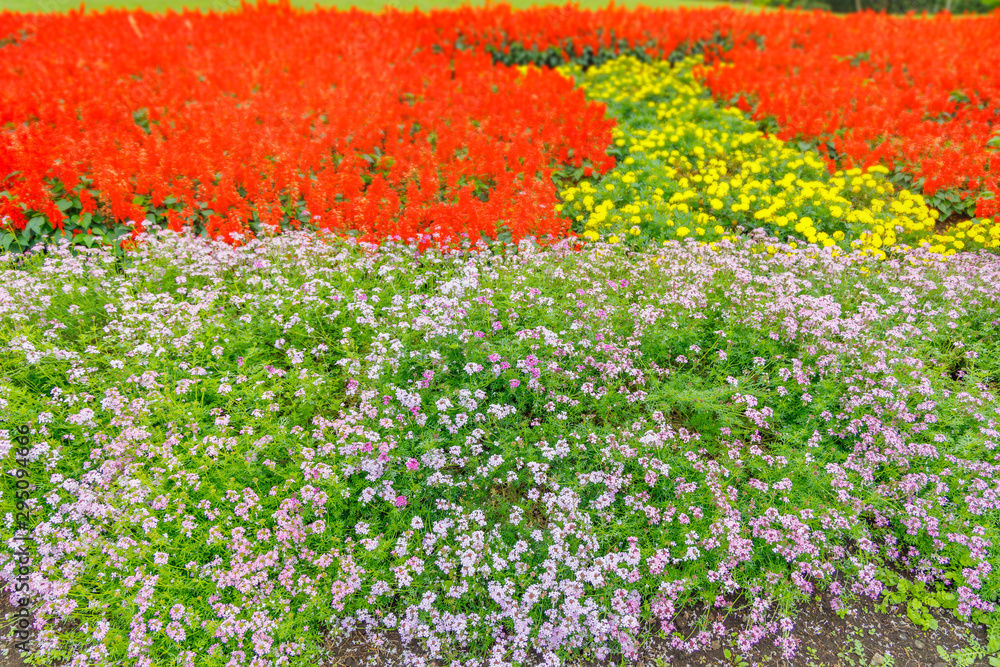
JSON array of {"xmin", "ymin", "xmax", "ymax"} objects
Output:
[
  {"xmin": 3, "ymin": 229, "xmax": 999, "ymax": 666},
  {"xmin": 1, "ymin": 4, "xmax": 997, "ymax": 253},
  {"xmin": 0, "ymin": 4, "xmax": 620, "ymax": 250},
  {"xmin": 555, "ymin": 56, "xmax": 1000, "ymax": 257}
]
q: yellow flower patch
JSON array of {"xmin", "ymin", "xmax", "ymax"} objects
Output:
[{"xmin": 556, "ymin": 56, "xmax": 998, "ymax": 257}]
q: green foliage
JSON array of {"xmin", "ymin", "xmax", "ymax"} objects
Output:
[
  {"xmin": 485, "ymin": 36, "xmax": 658, "ymax": 70},
  {"xmin": 484, "ymin": 31, "xmax": 733, "ymax": 71},
  {"xmin": 0, "ymin": 174, "xmax": 334, "ymax": 261},
  {"xmin": 988, "ymin": 130, "xmax": 1000, "ymax": 151},
  {"xmin": 935, "ymin": 617, "xmax": 1000, "ymax": 666},
  {"xmin": 724, "ymin": 647, "xmax": 751, "ymax": 667},
  {"xmin": 1, "ymin": 178, "xmax": 135, "ymax": 260},
  {"xmin": 877, "ymin": 569, "xmax": 960, "ymax": 631},
  {"xmin": 752, "ymin": 0, "xmax": 831, "ymax": 10}
]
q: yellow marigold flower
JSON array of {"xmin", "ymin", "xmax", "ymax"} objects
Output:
[{"xmin": 676, "ymin": 226, "xmax": 690, "ymax": 237}]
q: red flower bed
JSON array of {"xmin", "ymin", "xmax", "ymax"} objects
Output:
[
  {"xmin": 696, "ymin": 9, "xmax": 1000, "ymax": 220},
  {"xmin": 0, "ymin": 4, "xmax": 635, "ymax": 247}
]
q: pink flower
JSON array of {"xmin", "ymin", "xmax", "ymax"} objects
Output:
[
  {"xmin": 406, "ymin": 458, "xmax": 420, "ymax": 471},
  {"xmin": 153, "ymin": 552, "xmax": 169, "ymax": 565},
  {"xmin": 395, "ymin": 496, "xmax": 407, "ymax": 508},
  {"xmin": 492, "ymin": 321, "xmax": 503, "ymax": 331},
  {"xmin": 510, "ymin": 379, "xmax": 521, "ymax": 389}
]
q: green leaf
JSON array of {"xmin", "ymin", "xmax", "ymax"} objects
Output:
[
  {"xmin": 0, "ymin": 232, "xmax": 14, "ymax": 251},
  {"xmin": 26, "ymin": 216, "xmax": 45, "ymax": 235},
  {"xmin": 55, "ymin": 198, "xmax": 73, "ymax": 212},
  {"xmin": 939, "ymin": 593, "xmax": 958, "ymax": 610}
]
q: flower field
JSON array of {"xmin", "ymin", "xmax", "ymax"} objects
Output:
[
  {"xmin": 2, "ymin": 3, "xmax": 1000, "ymax": 667},
  {"xmin": 2, "ymin": 3, "xmax": 998, "ymax": 253}
]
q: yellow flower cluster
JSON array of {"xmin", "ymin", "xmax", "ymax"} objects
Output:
[{"xmin": 555, "ymin": 56, "xmax": 1000, "ymax": 257}]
